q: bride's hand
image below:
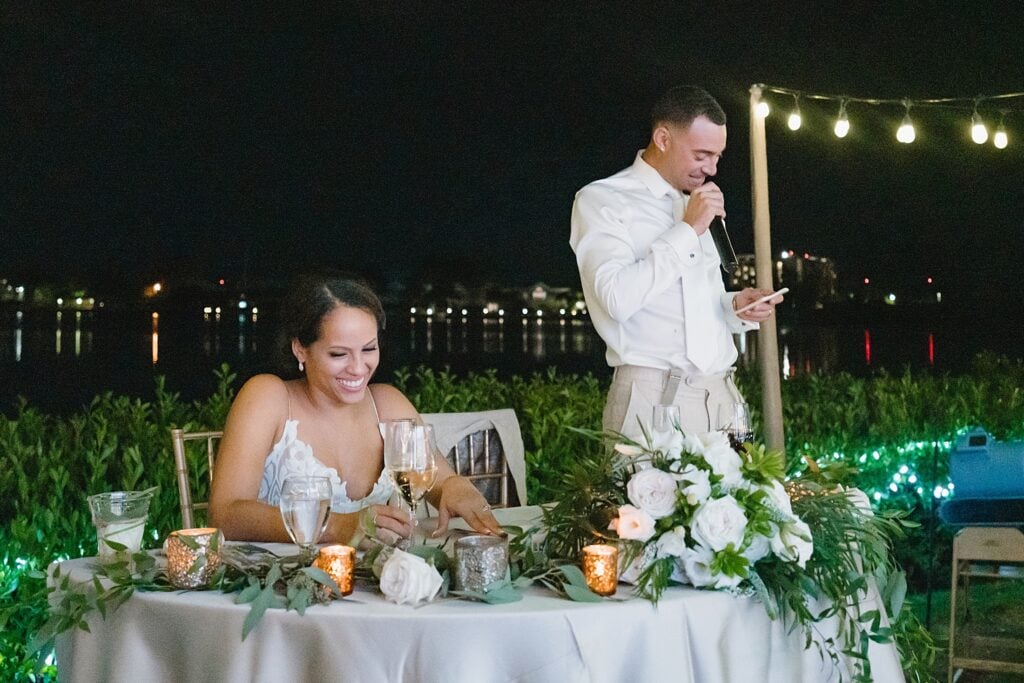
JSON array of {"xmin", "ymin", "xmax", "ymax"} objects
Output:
[
  {"xmin": 430, "ymin": 476, "xmax": 504, "ymax": 537},
  {"xmin": 366, "ymin": 504, "xmax": 414, "ymax": 543}
]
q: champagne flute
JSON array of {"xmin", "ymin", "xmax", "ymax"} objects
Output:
[
  {"xmin": 384, "ymin": 423, "xmax": 438, "ymax": 535},
  {"xmin": 279, "ymin": 476, "xmax": 333, "ymax": 560},
  {"xmin": 717, "ymin": 402, "xmax": 753, "ymax": 452}
]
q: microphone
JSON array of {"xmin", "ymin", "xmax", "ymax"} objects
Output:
[{"xmin": 708, "ymin": 216, "xmax": 739, "ymax": 275}]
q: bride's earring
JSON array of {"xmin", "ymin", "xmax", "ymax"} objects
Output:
[{"xmin": 298, "ymin": 361, "xmax": 304, "ymax": 372}]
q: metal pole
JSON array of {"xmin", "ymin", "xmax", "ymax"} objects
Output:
[{"xmin": 749, "ymin": 84, "xmax": 786, "ymax": 456}]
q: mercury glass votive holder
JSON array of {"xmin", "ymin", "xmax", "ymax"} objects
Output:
[
  {"xmin": 165, "ymin": 528, "xmax": 224, "ymax": 589},
  {"xmin": 581, "ymin": 544, "xmax": 619, "ymax": 596},
  {"xmin": 454, "ymin": 535, "xmax": 508, "ymax": 594},
  {"xmin": 313, "ymin": 545, "xmax": 356, "ymax": 597}
]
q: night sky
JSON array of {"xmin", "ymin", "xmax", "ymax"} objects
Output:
[{"xmin": 3, "ymin": 4, "xmax": 1023, "ymax": 306}]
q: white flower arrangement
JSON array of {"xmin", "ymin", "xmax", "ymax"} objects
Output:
[{"xmin": 609, "ymin": 426, "xmax": 811, "ymax": 597}]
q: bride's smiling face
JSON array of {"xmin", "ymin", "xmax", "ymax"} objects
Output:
[{"xmin": 295, "ymin": 304, "xmax": 380, "ymax": 403}]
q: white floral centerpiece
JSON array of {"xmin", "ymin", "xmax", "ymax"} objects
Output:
[
  {"xmin": 609, "ymin": 428, "xmax": 812, "ymax": 599},
  {"xmin": 535, "ymin": 421, "xmax": 927, "ymax": 682}
]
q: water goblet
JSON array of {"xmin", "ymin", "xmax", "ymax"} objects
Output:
[
  {"xmin": 279, "ymin": 476, "xmax": 333, "ymax": 561},
  {"xmin": 717, "ymin": 402, "xmax": 753, "ymax": 452},
  {"xmin": 652, "ymin": 404, "xmax": 682, "ymax": 436}
]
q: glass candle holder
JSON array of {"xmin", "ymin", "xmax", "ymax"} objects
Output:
[
  {"xmin": 165, "ymin": 527, "xmax": 224, "ymax": 589},
  {"xmin": 313, "ymin": 545, "xmax": 356, "ymax": 597},
  {"xmin": 581, "ymin": 544, "xmax": 619, "ymax": 596},
  {"xmin": 454, "ymin": 535, "xmax": 508, "ymax": 594}
]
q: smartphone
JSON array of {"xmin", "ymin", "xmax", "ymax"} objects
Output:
[{"xmin": 735, "ymin": 287, "xmax": 789, "ymax": 315}]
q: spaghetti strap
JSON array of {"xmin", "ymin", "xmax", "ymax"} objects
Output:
[
  {"xmin": 368, "ymin": 386, "xmax": 381, "ymax": 423},
  {"xmin": 286, "ymin": 383, "xmax": 293, "ymax": 421}
]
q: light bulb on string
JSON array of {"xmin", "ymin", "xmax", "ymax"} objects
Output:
[
  {"xmin": 787, "ymin": 94, "xmax": 802, "ymax": 131},
  {"xmin": 834, "ymin": 99, "xmax": 850, "ymax": 138},
  {"xmin": 896, "ymin": 99, "xmax": 916, "ymax": 143},
  {"xmin": 970, "ymin": 99, "xmax": 988, "ymax": 144},
  {"xmin": 994, "ymin": 112, "xmax": 1008, "ymax": 149}
]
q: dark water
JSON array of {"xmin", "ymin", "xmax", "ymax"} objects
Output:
[{"xmin": 1, "ymin": 305, "xmax": 1021, "ymax": 415}]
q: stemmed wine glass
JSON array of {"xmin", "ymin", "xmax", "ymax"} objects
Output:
[
  {"xmin": 279, "ymin": 475, "xmax": 333, "ymax": 561},
  {"xmin": 382, "ymin": 422, "xmax": 438, "ymax": 537},
  {"xmin": 717, "ymin": 402, "xmax": 754, "ymax": 452},
  {"xmin": 652, "ymin": 404, "xmax": 682, "ymax": 436}
]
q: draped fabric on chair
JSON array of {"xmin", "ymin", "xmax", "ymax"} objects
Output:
[
  {"xmin": 420, "ymin": 409, "xmax": 526, "ymax": 508},
  {"xmin": 170, "ymin": 428, "xmax": 223, "ymax": 528}
]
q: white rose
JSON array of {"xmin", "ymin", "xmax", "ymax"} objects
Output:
[
  {"xmin": 609, "ymin": 504, "xmax": 656, "ymax": 542},
  {"xmin": 655, "ymin": 525, "xmax": 688, "ymax": 558},
  {"xmin": 627, "ymin": 469, "xmax": 678, "ymax": 519},
  {"xmin": 650, "ymin": 428, "xmax": 684, "ymax": 460},
  {"xmin": 770, "ymin": 519, "xmax": 814, "ymax": 568},
  {"xmin": 681, "ymin": 544, "xmax": 716, "ymax": 587},
  {"xmin": 742, "ymin": 534, "xmax": 771, "ymax": 563},
  {"xmin": 379, "ymin": 549, "xmax": 443, "ymax": 606},
  {"xmin": 698, "ymin": 431, "xmax": 732, "ymax": 451},
  {"xmin": 681, "ymin": 431, "xmax": 706, "ymax": 456},
  {"xmin": 762, "ymin": 480, "xmax": 794, "ymax": 517},
  {"xmin": 691, "ymin": 495, "xmax": 748, "ymax": 552},
  {"xmin": 700, "ymin": 441, "xmax": 744, "ymax": 489},
  {"xmin": 677, "ymin": 464, "xmax": 711, "ymax": 506}
]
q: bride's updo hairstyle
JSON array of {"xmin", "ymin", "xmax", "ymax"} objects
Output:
[{"xmin": 277, "ymin": 272, "xmax": 386, "ymax": 374}]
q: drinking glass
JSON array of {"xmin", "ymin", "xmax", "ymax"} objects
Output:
[
  {"xmin": 717, "ymin": 402, "xmax": 753, "ymax": 451},
  {"xmin": 279, "ymin": 476, "xmax": 333, "ymax": 559},
  {"xmin": 651, "ymin": 404, "xmax": 681, "ymax": 436},
  {"xmin": 383, "ymin": 423, "xmax": 438, "ymax": 532}
]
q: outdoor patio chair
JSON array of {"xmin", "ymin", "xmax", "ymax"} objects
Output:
[
  {"xmin": 420, "ymin": 409, "xmax": 526, "ymax": 509},
  {"xmin": 170, "ymin": 428, "xmax": 222, "ymax": 528}
]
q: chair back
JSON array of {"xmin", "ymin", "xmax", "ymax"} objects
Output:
[
  {"xmin": 420, "ymin": 409, "xmax": 526, "ymax": 508},
  {"xmin": 170, "ymin": 428, "xmax": 223, "ymax": 528}
]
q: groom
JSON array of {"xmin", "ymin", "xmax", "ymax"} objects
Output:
[{"xmin": 569, "ymin": 85, "xmax": 782, "ymax": 439}]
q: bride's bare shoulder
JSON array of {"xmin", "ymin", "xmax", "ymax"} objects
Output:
[{"xmin": 368, "ymin": 383, "xmax": 417, "ymax": 419}]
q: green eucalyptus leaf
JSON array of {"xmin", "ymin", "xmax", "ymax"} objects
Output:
[{"xmin": 563, "ymin": 584, "xmax": 603, "ymax": 603}]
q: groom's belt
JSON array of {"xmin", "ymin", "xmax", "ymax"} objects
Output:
[{"xmin": 612, "ymin": 365, "xmax": 735, "ymax": 404}]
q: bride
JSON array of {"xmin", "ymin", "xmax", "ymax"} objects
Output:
[{"xmin": 209, "ymin": 273, "xmax": 503, "ymax": 544}]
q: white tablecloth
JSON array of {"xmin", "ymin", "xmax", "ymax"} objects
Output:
[{"xmin": 53, "ymin": 507, "xmax": 906, "ymax": 683}]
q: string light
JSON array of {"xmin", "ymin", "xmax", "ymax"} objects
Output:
[
  {"xmin": 896, "ymin": 100, "xmax": 916, "ymax": 143},
  {"xmin": 834, "ymin": 99, "xmax": 850, "ymax": 138},
  {"xmin": 970, "ymin": 99, "xmax": 988, "ymax": 144},
  {"xmin": 787, "ymin": 94, "xmax": 802, "ymax": 131},
  {"xmin": 994, "ymin": 112, "xmax": 1009, "ymax": 149},
  {"xmin": 753, "ymin": 84, "xmax": 1024, "ymax": 149}
]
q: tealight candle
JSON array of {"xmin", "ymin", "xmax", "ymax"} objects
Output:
[
  {"xmin": 581, "ymin": 544, "xmax": 619, "ymax": 596},
  {"xmin": 313, "ymin": 545, "xmax": 356, "ymax": 597},
  {"xmin": 165, "ymin": 527, "xmax": 224, "ymax": 589}
]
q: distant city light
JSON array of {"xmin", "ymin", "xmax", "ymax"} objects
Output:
[
  {"xmin": 461, "ymin": 308, "xmax": 468, "ymax": 316},
  {"xmin": 218, "ymin": 278, "xmax": 225, "ymax": 286},
  {"xmin": 153, "ymin": 282, "xmax": 162, "ymax": 293},
  {"xmin": 410, "ymin": 307, "xmax": 417, "ymax": 314},
  {"xmin": 238, "ymin": 300, "xmax": 247, "ymax": 309}
]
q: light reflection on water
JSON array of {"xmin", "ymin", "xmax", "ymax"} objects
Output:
[{"xmin": 1, "ymin": 306, "xmax": 1022, "ymax": 414}]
